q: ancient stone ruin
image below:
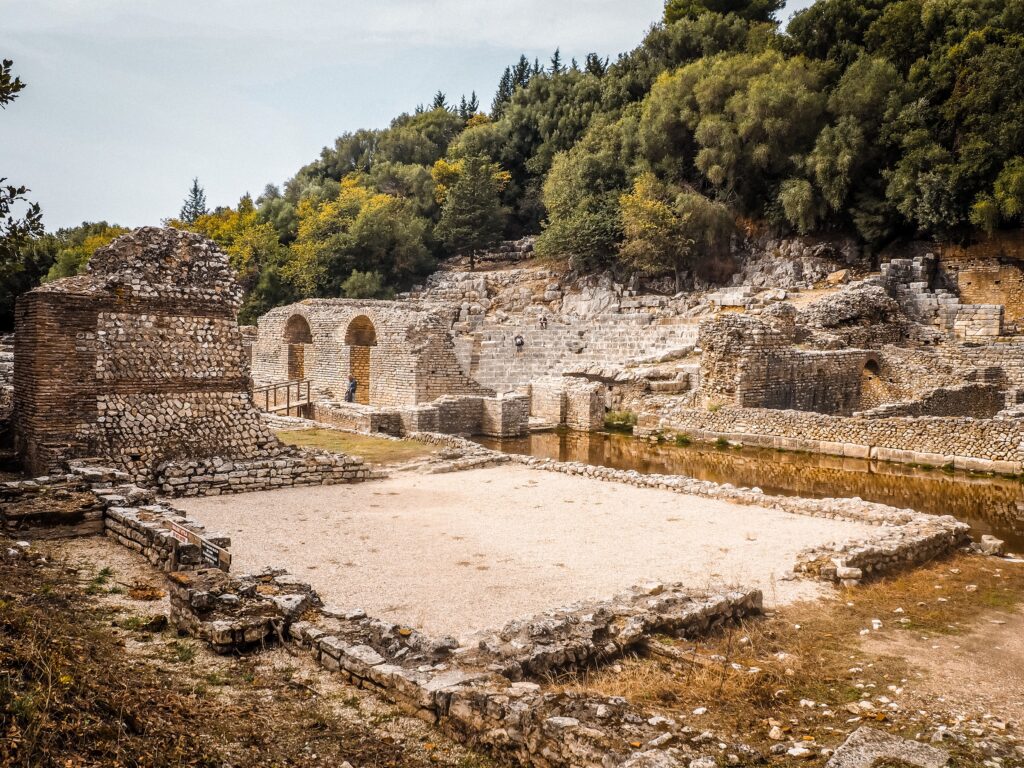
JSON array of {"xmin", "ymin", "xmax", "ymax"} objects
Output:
[{"xmin": 13, "ymin": 227, "xmax": 368, "ymax": 493}]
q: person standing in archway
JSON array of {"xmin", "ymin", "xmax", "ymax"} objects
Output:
[{"xmin": 345, "ymin": 375, "xmax": 358, "ymax": 403}]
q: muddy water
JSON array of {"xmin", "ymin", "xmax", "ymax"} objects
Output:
[{"xmin": 474, "ymin": 430, "xmax": 1024, "ymax": 552}]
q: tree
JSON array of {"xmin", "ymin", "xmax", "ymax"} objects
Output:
[
  {"xmin": 341, "ymin": 269, "xmax": 389, "ymax": 299},
  {"xmin": 619, "ymin": 174, "xmax": 733, "ymax": 291},
  {"xmin": 431, "ymin": 91, "xmax": 449, "ymax": 111},
  {"xmin": 433, "ymin": 155, "xmax": 510, "ymax": 270},
  {"xmin": 550, "ymin": 48, "xmax": 564, "ymax": 75},
  {"xmin": 179, "ymin": 178, "xmax": 208, "ymax": 224},
  {"xmin": 0, "ymin": 58, "xmax": 45, "ymax": 330},
  {"xmin": 664, "ymin": 0, "xmax": 784, "ymax": 24},
  {"xmin": 619, "ymin": 174, "xmax": 693, "ymax": 292},
  {"xmin": 492, "ymin": 67, "xmax": 514, "ymax": 117}
]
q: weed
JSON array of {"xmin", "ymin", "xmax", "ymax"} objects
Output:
[
  {"xmin": 604, "ymin": 410, "xmax": 637, "ymax": 434},
  {"xmin": 168, "ymin": 640, "xmax": 197, "ymax": 663},
  {"xmin": 714, "ymin": 437, "xmax": 730, "ymax": 449},
  {"xmin": 674, "ymin": 434, "xmax": 692, "ymax": 447}
]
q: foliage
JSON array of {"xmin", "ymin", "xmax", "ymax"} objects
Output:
[
  {"xmin": 0, "ymin": 58, "xmax": 45, "ymax": 330},
  {"xmin": 664, "ymin": 0, "xmax": 784, "ymax": 24},
  {"xmin": 179, "ymin": 178, "xmax": 209, "ymax": 225},
  {"xmin": 43, "ymin": 222, "xmax": 131, "ymax": 280},
  {"xmin": 433, "ymin": 155, "xmax": 510, "ymax": 269},
  {"xmin": 341, "ymin": 269, "xmax": 391, "ymax": 299}
]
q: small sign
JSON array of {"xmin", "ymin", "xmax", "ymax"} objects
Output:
[{"xmin": 164, "ymin": 520, "xmax": 232, "ymax": 571}]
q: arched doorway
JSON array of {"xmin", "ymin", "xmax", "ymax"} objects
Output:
[
  {"xmin": 284, "ymin": 315, "xmax": 312, "ymax": 381},
  {"xmin": 859, "ymin": 358, "xmax": 885, "ymax": 410},
  {"xmin": 344, "ymin": 316, "xmax": 377, "ymax": 405}
]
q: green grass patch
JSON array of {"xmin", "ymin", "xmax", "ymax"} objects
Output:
[
  {"xmin": 275, "ymin": 428, "xmax": 438, "ymax": 465},
  {"xmin": 604, "ymin": 411, "xmax": 637, "ymax": 434},
  {"xmin": 674, "ymin": 434, "xmax": 692, "ymax": 447}
]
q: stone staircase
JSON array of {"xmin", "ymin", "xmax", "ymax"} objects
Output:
[{"xmin": 881, "ymin": 256, "xmax": 1003, "ymax": 338}]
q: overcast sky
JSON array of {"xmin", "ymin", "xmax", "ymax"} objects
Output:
[{"xmin": 1, "ymin": 0, "xmax": 815, "ymax": 230}]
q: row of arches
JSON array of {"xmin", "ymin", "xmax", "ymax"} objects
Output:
[{"xmin": 283, "ymin": 314, "xmax": 377, "ymax": 405}]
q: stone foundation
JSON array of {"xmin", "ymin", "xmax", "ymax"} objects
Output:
[{"xmin": 312, "ymin": 393, "xmax": 529, "ymax": 439}]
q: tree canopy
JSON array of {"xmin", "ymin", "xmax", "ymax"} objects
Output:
[{"xmin": 9, "ymin": 0, "xmax": 1024, "ymax": 325}]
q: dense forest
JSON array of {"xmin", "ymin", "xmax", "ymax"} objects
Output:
[{"xmin": 3, "ymin": 0, "xmax": 1024, "ymax": 327}]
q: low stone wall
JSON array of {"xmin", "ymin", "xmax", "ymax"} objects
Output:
[
  {"xmin": 168, "ymin": 566, "xmax": 320, "ymax": 653},
  {"xmin": 104, "ymin": 504, "xmax": 229, "ymax": 572},
  {"xmin": 286, "ymin": 583, "xmax": 763, "ymax": 768},
  {"xmin": 0, "ymin": 471, "xmax": 110, "ymax": 537},
  {"xmin": 312, "ymin": 393, "xmax": 529, "ymax": 439},
  {"xmin": 530, "ymin": 376, "xmax": 605, "ymax": 431},
  {"xmin": 155, "ymin": 449, "xmax": 377, "ymax": 497},
  {"xmin": 857, "ymin": 382, "xmax": 1003, "ymax": 419},
  {"xmin": 642, "ymin": 403, "xmax": 1024, "ymax": 475}
]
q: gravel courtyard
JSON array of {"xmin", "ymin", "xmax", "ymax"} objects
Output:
[{"xmin": 178, "ymin": 465, "xmax": 876, "ymax": 638}]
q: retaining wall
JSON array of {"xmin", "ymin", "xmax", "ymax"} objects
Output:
[{"xmin": 641, "ymin": 404, "xmax": 1024, "ymax": 475}]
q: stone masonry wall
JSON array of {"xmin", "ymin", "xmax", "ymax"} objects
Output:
[
  {"xmin": 13, "ymin": 228, "xmax": 370, "ymax": 492},
  {"xmin": 13, "ymin": 228, "xmax": 280, "ymax": 479},
  {"xmin": 252, "ymin": 299, "xmax": 489, "ymax": 406},
  {"xmin": 698, "ymin": 309, "xmax": 869, "ymax": 414},
  {"xmin": 641, "ymin": 403, "xmax": 1024, "ymax": 475}
]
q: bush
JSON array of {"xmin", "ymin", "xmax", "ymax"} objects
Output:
[{"xmin": 604, "ymin": 410, "xmax": 638, "ymax": 433}]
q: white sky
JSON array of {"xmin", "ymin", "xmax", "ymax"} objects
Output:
[{"xmin": 1, "ymin": 0, "xmax": 816, "ymax": 230}]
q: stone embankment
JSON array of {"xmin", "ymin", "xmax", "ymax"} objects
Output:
[
  {"xmin": 155, "ymin": 448, "xmax": 378, "ymax": 497},
  {"xmin": 642, "ymin": 403, "xmax": 1024, "ymax": 476}
]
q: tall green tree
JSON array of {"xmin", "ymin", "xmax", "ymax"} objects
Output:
[
  {"xmin": 0, "ymin": 58, "xmax": 45, "ymax": 331},
  {"xmin": 179, "ymin": 178, "xmax": 209, "ymax": 224},
  {"xmin": 433, "ymin": 155, "xmax": 510, "ymax": 270}
]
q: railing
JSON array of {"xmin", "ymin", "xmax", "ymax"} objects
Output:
[{"xmin": 253, "ymin": 379, "xmax": 312, "ymax": 416}]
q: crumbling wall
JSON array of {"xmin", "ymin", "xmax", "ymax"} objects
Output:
[
  {"xmin": 253, "ymin": 300, "xmax": 489, "ymax": 406},
  {"xmin": 698, "ymin": 308, "xmax": 868, "ymax": 415},
  {"xmin": 13, "ymin": 228, "xmax": 368, "ymax": 490},
  {"xmin": 14, "ymin": 228, "xmax": 277, "ymax": 478}
]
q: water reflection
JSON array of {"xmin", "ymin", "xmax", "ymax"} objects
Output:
[{"xmin": 475, "ymin": 430, "xmax": 1024, "ymax": 552}]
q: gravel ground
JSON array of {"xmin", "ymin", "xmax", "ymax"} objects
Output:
[{"xmin": 178, "ymin": 465, "xmax": 876, "ymax": 639}]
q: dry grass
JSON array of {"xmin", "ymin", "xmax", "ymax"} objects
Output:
[
  {"xmin": 0, "ymin": 547, "xmax": 493, "ymax": 768},
  {"xmin": 275, "ymin": 428, "xmax": 437, "ymax": 466},
  {"xmin": 562, "ymin": 554, "xmax": 1024, "ymax": 754}
]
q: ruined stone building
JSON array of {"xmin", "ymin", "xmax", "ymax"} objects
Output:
[
  {"xmin": 252, "ymin": 300, "xmax": 488, "ymax": 406},
  {"xmin": 13, "ymin": 227, "xmax": 366, "ymax": 493}
]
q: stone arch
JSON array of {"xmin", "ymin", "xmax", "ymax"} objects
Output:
[
  {"xmin": 284, "ymin": 314, "xmax": 312, "ymax": 344},
  {"xmin": 345, "ymin": 315, "xmax": 378, "ymax": 347},
  {"xmin": 284, "ymin": 314, "xmax": 312, "ymax": 380},
  {"xmin": 859, "ymin": 355, "xmax": 886, "ymax": 410},
  {"xmin": 344, "ymin": 315, "xmax": 377, "ymax": 404}
]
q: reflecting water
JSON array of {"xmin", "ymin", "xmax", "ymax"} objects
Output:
[{"xmin": 474, "ymin": 430, "xmax": 1024, "ymax": 552}]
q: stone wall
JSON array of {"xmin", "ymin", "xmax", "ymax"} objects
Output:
[
  {"xmin": 698, "ymin": 308, "xmax": 869, "ymax": 414},
  {"xmin": 252, "ymin": 299, "xmax": 489, "ymax": 406},
  {"xmin": 14, "ymin": 228, "xmax": 273, "ymax": 479},
  {"xmin": 641, "ymin": 403, "xmax": 1024, "ymax": 475},
  {"xmin": 857, "ymin": 382, "xmax": 1003, "ymax": 419},
  {"xmin": 457, "ymin": 316, "xmax": 700, "ymax": 394},
  {"xmin": 312, "ymin": 393, "xmax": 529, "ymax": 438},
  {"xmin": 529, "ymin": 376, "xmax": 606, "ymax": 431}
]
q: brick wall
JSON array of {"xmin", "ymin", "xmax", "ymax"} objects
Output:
[
  {"xmin": 12, "ymin": 228, "xmax": 364, "ymax": 491},
  {"xmin": 252, "ymin": 300, "xmax": 490, "ymax": 407}
]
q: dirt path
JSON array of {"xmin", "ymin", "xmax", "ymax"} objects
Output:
[
  {"xmin": 177, "ymin": 464, "xmax": 875, "ymax": 638},
  {"xmin": 865, "ymin": 605, "xmax": 1024, "ymax": 725}
]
